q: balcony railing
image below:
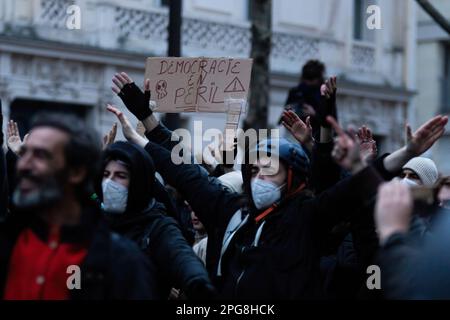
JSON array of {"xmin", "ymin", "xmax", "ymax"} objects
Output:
[{"xmin": 1, "ymin": 0, "xmax": 373, "ymax": 75}]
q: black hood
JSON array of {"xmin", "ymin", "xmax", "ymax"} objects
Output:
[{"xmin": 98, "ymin": 141, "xmax": 155, "ymax": 214}]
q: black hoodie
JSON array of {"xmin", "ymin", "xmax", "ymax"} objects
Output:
[{"xmin": 99, "ymin": 142, "xmax": 215, "ymax": 299}]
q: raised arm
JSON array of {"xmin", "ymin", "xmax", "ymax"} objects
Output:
[
  {"xmin": 310, "ymin": 116, "xmax": 383, "ymax": 232},
  {"xmin": 107, "ymin": 105, "xmax": 242, "ymax": 233},
  {"xmin": 383, "ymin": 115, "xmax": 448, "ymax": 173}
]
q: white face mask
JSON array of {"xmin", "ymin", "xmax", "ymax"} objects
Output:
[
  {"xmin": 251, "ymin": 178, "xmax": 285, "ymax": 210},
  {"xmin": 102, "ymin": 179, "xmax": 129, "ymax": 214},
  {"xmin": 402, "ymin": 178, "xmax": 419, "ymax": 187}
]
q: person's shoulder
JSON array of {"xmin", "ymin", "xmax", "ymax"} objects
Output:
[
  {"xmin": 109, "ymin": 231, "xmax": 146, "ymax": 258},
  {"xmin": 109, "ymin": 231, "xmax": 154, "ymax": 271}
]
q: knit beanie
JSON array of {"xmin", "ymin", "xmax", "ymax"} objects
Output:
[
  {"xmin": 402, "ymin": 157, "xmax": 438, "ymax": 186},
  {"xmin": 217, "ymin": 171, "xmax": 243, "ymax": 194}
]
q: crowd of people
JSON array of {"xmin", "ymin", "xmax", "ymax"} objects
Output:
[{"xmin": 0, "ymin": 59, "xmax": 449, "ymax": 300}]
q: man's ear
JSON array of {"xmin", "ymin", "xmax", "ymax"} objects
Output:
[{"xmin": 68, "ymin": 166, "xmax": 87, "ymax": 185}]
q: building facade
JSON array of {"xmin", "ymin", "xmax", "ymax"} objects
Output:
[
  {"xmin": 0, "ymin": 0, "xmax": 416, "ymax": 155},
  {"xmin": 416, "ymin": 0, "xmax": 450, "ymax": 174}
]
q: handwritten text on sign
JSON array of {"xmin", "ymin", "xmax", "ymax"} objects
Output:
[{"xmin": 145, "ymin": 57, "xmax": 253, "ymax": 113}]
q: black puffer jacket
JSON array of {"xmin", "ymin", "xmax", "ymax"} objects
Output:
[
  {"xmin": 100, "ymin": 142, "xmax": 214, "ymax": 299},
  {"xmin": 144, "ymin": 124, "xmax": 383, "ymax": 299}
]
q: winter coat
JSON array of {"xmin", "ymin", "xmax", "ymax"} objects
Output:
[
  {"xmin": 0, "ymin": 206, "xmax": 157, "ymax": 299},
  {"xmin": 144, "ymin": 125, "xmax": 383, "ymax": 299},
  {"xmin": 100, "ymin": 142, "xmax": 215, "ymax": 299}
]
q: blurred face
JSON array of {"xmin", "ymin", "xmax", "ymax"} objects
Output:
[
  {"xmin": 400, "ymin": 169, "xmax": 422, "ymax": 186},
  {"xmin": 251, "ymin": 157, "xmax": 287, "ymax": 188},
  {"xmin": 190, "ymin": 210, "xmax": 204, "ymax": 232},
  {"xmin": 303, "ymin": 78, "xmax": 322, "ymax": 86},
  {"xmin": 103, "ymin": 160, "xmax": 130, "ymax": 189},
  {"xmin": 14, "ymin": 127, "xmax": 69, "ymax": 209},
  {"xmin": 438, "ymin": 183, "xmax": 450, "ymax": 208}
]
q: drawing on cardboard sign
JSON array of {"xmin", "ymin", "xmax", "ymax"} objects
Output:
[
  {"xmin": 224, "ymin": 77, "xmax": 245, "ymax": 93},
  {"xmin": 155, "ymin": 80, "xmax": 168, "ymax": 99}
]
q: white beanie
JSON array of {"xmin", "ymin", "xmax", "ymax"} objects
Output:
[
  {"xmin": 217, "ymin": 171, "xmax": 243, "ymax": 194},
  {"xmin": 402, "ymin": 157, "xmax": 438, "ymax": 186}
]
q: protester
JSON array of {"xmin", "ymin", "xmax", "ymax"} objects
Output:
[
  {"xmin": 375, "ymin": 180, "xmax": 450, "ymax": 299},
  {"xmin": 99, "ymin": 139, "xmax": 215, "ymax": 299},
  {"xmin": 0, "ymin": 113, "xmax": 157, "ymax": 299},
  {"xmin": 284, "ymin": 60, "xmax": 325, "ymax": 120},
  {"xmin": 400, "ymin": 157, "xmax": 439, "ymax": 186},
  {"xmin": 436, "ymin": 176, "xmax": 450, "ymax": 209},
  {"xmin": 0, "ymin": 55, "xmax": 446, "ymax": 301},
  {"xmin": 108, "ymin": 72, "xmax": 389, "ymax": 299}
]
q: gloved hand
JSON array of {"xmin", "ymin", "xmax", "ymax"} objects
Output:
[{"xmin": 112, "ymin": 72, "xmax": 153, "ymax": 121}]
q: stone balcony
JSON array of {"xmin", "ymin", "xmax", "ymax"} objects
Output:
[{"xmin": 0, "ymin": 0, "xmax": 379, "ymax": 80}]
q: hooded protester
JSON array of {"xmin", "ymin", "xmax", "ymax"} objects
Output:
[{"xmin": 98, "ymin": 141, "xmax": 215, "ymax": 299}]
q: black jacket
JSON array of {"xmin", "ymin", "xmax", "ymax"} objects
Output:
[
  {"xmin": 0, "ymin": 206, "xmax": 157, "ymax": 299},
  {"xmin": 377, "ymin": 208, "xmax": 450, "ymax": 299},
  {"xmin": 100, "ymin": 142, "xmax": 214, "ymax": 299},
  {"xmin": 144, "ymin": 124, "xmax": 383, "ymax": 299}
]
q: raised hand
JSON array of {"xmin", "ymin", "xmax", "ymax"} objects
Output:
[
  {"xmin": 136, "ymin": 121, "xmax": 146, "ymax": 137},
  {"xmin": 106, "ymin": 104, "xmax": 147, "ymax": 148},
  {"xmin": 383, "ymin": 115, "xmax": 448, "ymax": 173},
  {"xmin": 112, "ymin": 72, "xmax": 152, "ymax": 121},
  {"xmin": 102, "ymin": 122, "xmax": 117, "ymax": 150},
  {"xmin": 405, "ymin": 115, "xmax": 448, "ymax": 157},
  {"xmin": 7, "ymin": 120, "xmax": 24, "ymax": 155},
  {"xmin": 320, "ymin": 76, "xmax": 336, "ymax": 99},
  {"xmin": 318, "ymin": 76, "xmax": 337, "ymax": 132},
  {"xmin": 375, "ymin": 180, "xmax": 413, "ymax": 243},
  {"xmin": 357, "ymin": 125, "xmax": 377, "ymax": 165},
  {"xmin": 281, "ymin": 110, "xmax": 312, "ymax": 145},
  {"xmin": 327, "ymin": 116, "xmax": 364, "ymax": 173}
]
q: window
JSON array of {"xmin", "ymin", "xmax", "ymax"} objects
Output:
[
  {"xmin": 353, "ymin": 0, "xmax": 376, "ymax": 42},
  {"xmin": 160, "ymin": 0, "xmax": 169, "ymax": 7}
]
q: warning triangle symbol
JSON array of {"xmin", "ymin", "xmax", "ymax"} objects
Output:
[{"xmin": 224, "ymin": 77, "xmax": 245, "ymax": 93}]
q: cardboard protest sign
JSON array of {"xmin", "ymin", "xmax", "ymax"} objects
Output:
[{"xmin": 145, "ymin": 57, "xmax": 253, "ymax": 113}]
